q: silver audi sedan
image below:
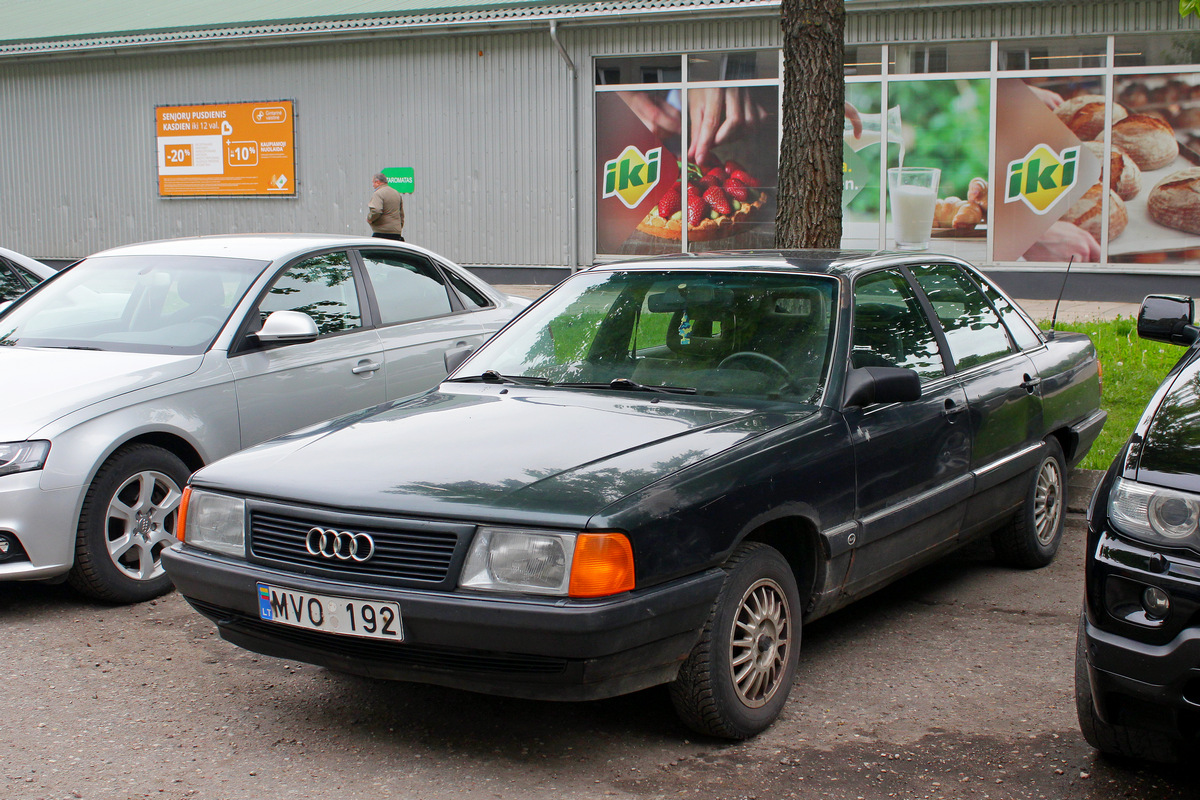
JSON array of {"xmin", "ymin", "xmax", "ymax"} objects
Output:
[{"xmin": 0, "ymin": 234, "xmax": 530, "ymax": 603}]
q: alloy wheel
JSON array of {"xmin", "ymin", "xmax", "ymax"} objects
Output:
[
  {"xmin": 105, "ymin": 469, "xmax": 182, "ymax": 581},
  {"xmin": 729, "ymin": 577, "xmax": 792, "ymax": 708}
]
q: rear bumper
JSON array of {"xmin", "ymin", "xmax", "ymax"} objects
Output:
[
  {"xmin": 1067, "ymin": 409, "xmax": 1107, "ymax": 468},
  {"xmin": 163, "ymin": 544, "xmax": 723, "ymax": 700}
]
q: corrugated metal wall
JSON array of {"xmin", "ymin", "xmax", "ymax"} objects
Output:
[
  {"xmin": 845, "ymin": 0, "xmax": 1193, "ymax": 43},
  {"xmin": 0, "ymin": 30, "xmax": 573, "ymax": 268}
]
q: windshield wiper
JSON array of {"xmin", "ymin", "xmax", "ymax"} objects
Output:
[
  {"xmin": 446, "ymin": 370, "xmax": 551, "ymax": 386},
  {"xmin": 44, "ymin": 345, "xmax": 104, "ymax": 351},
  {"xmin": 557, "ymin": 378, "xmax": 697, "ymax": 395}
]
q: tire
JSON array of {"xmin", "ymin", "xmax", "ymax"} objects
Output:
[
  {"xmin": 67, "ymin": 444, "xmax": 190, "ymax": 604},
  {"xmin": 669, "ymin": 542, "xmax": 801, "ymax": 740},
  {"xmin": 1074, "ymin": 616, "xmax": 1184, "ymax": 763},
  {"xmin": 993, "ymin": 437, "xmax": 1066, "ymax": 569}
]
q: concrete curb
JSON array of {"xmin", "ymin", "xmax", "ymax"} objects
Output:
[{"xmin": 1068, "ymin": 468, "xmax": 1103, "ymax": 514}]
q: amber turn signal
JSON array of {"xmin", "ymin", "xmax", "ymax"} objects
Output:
[
  {"xmin": 568, "ymin": 532, "xmax": 635, "ymax": 598},
  {"xmin": 176, "ymin": 486, "xmax": 192, "ymax": 542}
]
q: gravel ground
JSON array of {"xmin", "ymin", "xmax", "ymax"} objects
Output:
[{"xmin": 0, "ymin": 472, "xmax": 1194, "ymax": 800}]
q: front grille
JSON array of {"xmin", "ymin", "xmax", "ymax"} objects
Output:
[
  {"xmin": 250, "ymin": 511, "xmax": 459, "ymax": 584},
  {"xmin": 192, "ymin": 600, "xmax": 567, "ymax": 675}
]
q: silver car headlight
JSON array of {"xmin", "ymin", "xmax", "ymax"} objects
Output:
[
  {"xmin": 460, "ymin": 527, "xmax": 576, "ymax": 595},
  {"xmin": 0, "ymin": 441, "xmax": 50, "ymax": 478},
  {"xmin": 1109, "ymin": 477, "xmax": 1200, "ymax": 549},
  {"xmin": 180, "ymin": 487, "xmax": 246, "ymax": 558}
]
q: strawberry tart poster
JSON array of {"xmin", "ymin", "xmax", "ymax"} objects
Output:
[{"xmin": 596, "ymin": 88, "xmax": 778, "ymax": 255}]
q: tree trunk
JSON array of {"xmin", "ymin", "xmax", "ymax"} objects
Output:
[{"xmin": 777, "ymin": 0, "xmax": 846, "ymax": 249}]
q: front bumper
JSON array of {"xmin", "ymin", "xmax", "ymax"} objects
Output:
[
  {"xmin": 0, "ymin": 471, "xmax": 81, "ymax": 580},
  {"xmin": 163, "ymin": 544, "xmax": 724, "ymax": 701},
  {"xmin": 1081, "ymin": 519, "xmax": 1200, "ymax": 738}
]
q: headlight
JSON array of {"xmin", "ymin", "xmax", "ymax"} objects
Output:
[
  {"xmin": 460, "ymin": 527, "xmax": 635, "ymax": 597},
  {"xmin": 460, "ymin": 528, "xmax": 576, "ymax": 595},
  {"xmin": 1109, "ymin": 477, "xmax": 1200, "ymax": 549},
  {"xmin": 0, "ymin": 441, "xmax": 50, "ymax": 477},
  {"xmin": 180, "ymin": 487, "xmax": 246, "ymax": 557}
]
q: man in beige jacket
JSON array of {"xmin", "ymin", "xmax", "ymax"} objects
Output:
[{"xmin": 367, "ymin": 172, "xmax": 405, "ymax": 241}]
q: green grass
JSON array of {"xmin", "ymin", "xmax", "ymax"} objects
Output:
[{"xmin": 1043, "ymin": 317, "xmax": 1184, "ymax": 471}]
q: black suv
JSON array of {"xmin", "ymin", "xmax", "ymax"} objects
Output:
[{"xmin": 1077, "ymin": 294, "xmax": 1200, "ymax": 762}]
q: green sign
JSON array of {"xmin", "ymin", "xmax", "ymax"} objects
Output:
[{"xmin": 382, "ymin": 167, "xmax": 414, "ymax": 194}]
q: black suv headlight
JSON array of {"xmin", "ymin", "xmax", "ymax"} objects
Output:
[{"xmin": 1109, "ymin": 477, "xmax": 1200, "ymax": 550}]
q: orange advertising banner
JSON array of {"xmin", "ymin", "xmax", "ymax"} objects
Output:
[{"xmin": 155, "ymin": 101, "xmax": 296, "ymax": 197}]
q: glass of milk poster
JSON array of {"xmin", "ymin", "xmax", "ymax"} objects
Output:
[{"xmin": 887, "ymin": 167, "xmax": 940, "ymax": 250}]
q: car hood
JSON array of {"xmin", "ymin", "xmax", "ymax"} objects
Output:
[
  {"xmin": 193, "ymin": 384, "xmax": 807, "ymax": 522},
  {"xmin": 0, "ymin": 347, "xmax": 202, "ymax": 439},
  {"xmin": 1130, "ymin": 348, "xmax": 1200, "ymax": 493}
]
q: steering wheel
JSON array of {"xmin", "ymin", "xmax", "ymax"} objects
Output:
[
  {"xmin": 190, "ymin": 316, "xmax": 224, "ymax": 328},
  {"xmin": 718, "ymin": 351, "xmax": 795, "ymax": 384}
]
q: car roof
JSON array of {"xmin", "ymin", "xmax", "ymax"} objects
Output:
[
  {"xmin": 85, "ymin": 233, "xmax": 416, "ymax": 264},
  {"xmin": 588, "ymin": 249, "xmax": 974, "ymax": 279}
]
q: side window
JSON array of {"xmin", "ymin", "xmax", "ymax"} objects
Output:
[
  {"xmin": 911, "ymin": 264, "xmax": 1014, "ymax": 370},
  {"xmin": 361, "ymin": 251, "xmax": 453, "ymax": 325},
  {"xmin": 259, "ymin": 251, "xmax": 361, "ymax": 336},
  {"xmin": 444, "ymin": 268, "xmax": 492, "ymax": 310},
  {"xmin": 980, "ymin": 278, "xmax": 1044, "ymax": 351},
  {"xmin": 852, "ymin": 270, "xmax": 946, "ymax": 380},
  {"xmin": 0, "ymin": 261, "xmax": 26, "ymax": 302}
]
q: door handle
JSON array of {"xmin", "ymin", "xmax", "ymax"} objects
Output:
[
  {"xmin": 1021, "ymin": 374, "xmax": 1042, "ymax": 394},
  {"xmin": 943, "ymin": 398, "xmax": 966, "ymax": 420},
  {"xmin": 351, "ymin": 360, "xmax": 382, "ymax": 375}
]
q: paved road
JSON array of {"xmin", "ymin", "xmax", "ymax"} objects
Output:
[{"xmin": 1, "ymin": 484, "xmax": 1194, "ymax": 800}]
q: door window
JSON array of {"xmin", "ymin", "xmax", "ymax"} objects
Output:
[
  {"xmin": 979, "ymin": 278, "xmax": 1044, "ymax": 351},
  {"xmin": 911, "ymin": 264, "xmax": 1014, "ymax": 369},
  {"xmin": 360, "ymin": 251, "xmax": 453, "ymax": 324},
  {"xmin": 852, "ymin": 270, "xmax": 946, "ymax": 380},
  {"xmin": 258, "ymin": 252, "xmax": 361, "ymax": 336}
]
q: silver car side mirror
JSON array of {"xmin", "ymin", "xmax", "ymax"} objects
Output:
[{"xmin": 254, "ymin": 310, "xmax": 319, "ymax": 344}]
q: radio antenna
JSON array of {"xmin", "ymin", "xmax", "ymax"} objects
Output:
[{"xmin": 1049, "ymin": 255, "xmax": 1075, "ymax": 335}]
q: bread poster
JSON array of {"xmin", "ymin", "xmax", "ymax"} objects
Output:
[
  {"xmin": 992, "ymin": 79, "xmax": 1102, "ymax": 262},
  {"xmin": 999, "ymin": 74, "xmax": 1200, "ymax": 264}
]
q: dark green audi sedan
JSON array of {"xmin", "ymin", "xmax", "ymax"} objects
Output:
[{"xmin": 164, "ymin": 251, "xmax": 1105, "ymax": 739}]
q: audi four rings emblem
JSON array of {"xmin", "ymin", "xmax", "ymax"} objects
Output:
[{"xmin": 305, "ymin": 527, "xmax": 376, "ymax": 562}]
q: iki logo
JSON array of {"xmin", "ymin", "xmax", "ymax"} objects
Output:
[
  {"xmin": 603, "ymin": 145, "xmax": 661, "ymax": 208},
  {"xmin": 1005, "ymin": 144, "xmax": 1080, "ymax": 214}
]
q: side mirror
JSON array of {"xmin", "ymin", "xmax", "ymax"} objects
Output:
[
  {"xmin": 252, "ymin": 310, "xmax": 319, "ymax": 344},
  {"xmin": 843, "ymin": 366, "xmax": 922, "ymax": 409},
  {"xmin": 1138, "ymin": 295, "xmax": 1199, "ymax": 346}
]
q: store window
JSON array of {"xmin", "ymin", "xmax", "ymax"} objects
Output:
[
  {"xmin": 845, "ymin": 45, "xmax": 883, "ymax": 76},
  {"xmin": 688, "ymin": 50, "xmax": 778, "ymax": 81},
  {"xmin": 890, "ymin": 42, "xmax": 989, "ymax": 74},
  {"xmin": 1000, "ymin": 38, "xmax": 1108, "ymax": 70}
]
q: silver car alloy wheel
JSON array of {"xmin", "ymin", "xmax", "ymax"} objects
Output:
[
  {"xmin": 1033, "ymin": 455, "xmax": 1064, "ymax": 547},
  {"xmin": 729, "ymin": 577, "xmax": 792, "ymax": 708},
  {"xmin": 105, "ymin": 469, "xmax": 183, "ymax": 581}
]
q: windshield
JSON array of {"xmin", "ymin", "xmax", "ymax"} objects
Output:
[
  {"xmin": 0, "ymin": 254, "xmax": 268, "ymax": 354},
  {"xmin": 458, "ymin": 269, "xmax": 838, "ymax": 402}
]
